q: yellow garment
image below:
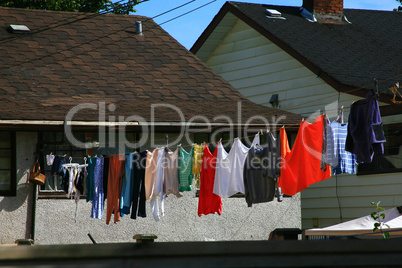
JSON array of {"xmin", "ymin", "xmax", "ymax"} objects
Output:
[{"xmin": 192, "ymin": 143, "xmax": 205, "ymax": 188}]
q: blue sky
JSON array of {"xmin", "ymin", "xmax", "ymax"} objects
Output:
[{"xmin": 135, "ymin": 0, "xmax": 399, "ymax": 49}]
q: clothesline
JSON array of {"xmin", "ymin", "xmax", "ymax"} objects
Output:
[
  {"xmin": 40, "ymin": 90, "xmax": 386, "ymax": 225},
  {"xmin": 42, "ymin": 109, "xmax": 345, "ymax": 159}
]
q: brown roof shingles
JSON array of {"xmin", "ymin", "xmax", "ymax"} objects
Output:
[{"xmin": 0, "ymin": 7, "xmax": 301, "ymax": 125}]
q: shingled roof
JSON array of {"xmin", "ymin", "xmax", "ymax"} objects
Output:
[
  {"xmin": 191, "ymin": 1, "xmax": 402, "ymax": 106},
  {"xmin": 0, "ymin": 7, "xmax": 300, "ymax": 126}
]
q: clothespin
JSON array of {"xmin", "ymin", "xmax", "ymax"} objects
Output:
[
  {"xmin": 165, "ymin": 134, "xmax": 169, "ymax": 147},
  {"xmin": 374, "ymin": 78, "xmax": 379, "ymax": 100},
  {"xmin": 69, "ymin": 156, "xmax": 72, "ymax": 164}
]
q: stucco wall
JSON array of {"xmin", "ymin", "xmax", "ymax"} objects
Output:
[
  {"xmin": 35, "ymin": 193, "xmax": 300, "ymax": 244},
  {"xmin": 0, "ymin": 132, "xmax": 37, "ymax": 244},
  {"xmin": 0, "ymin": 132, "xmax": 301, "ymax": 245}
]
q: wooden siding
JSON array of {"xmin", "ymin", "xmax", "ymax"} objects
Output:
[
  {"xmin": 198, "ymin": 16, "xmax": 402, "ymax": 232},
  {"xmin": 204, "ymin": 19, "xmax": 361, "ymax": 118},
  {"xmin": 301, "ymin": 173, "xmax": 402, "ymax": 229}
]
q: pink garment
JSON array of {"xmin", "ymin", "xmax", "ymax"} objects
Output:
[{"xmin": 145, "ymin": 149, "xmax": 158, "ymax": 200}]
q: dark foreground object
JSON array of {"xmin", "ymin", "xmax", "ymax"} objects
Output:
[{"xmin": 0, "ymin": 239, "xmax": 401, "ymax": 267}]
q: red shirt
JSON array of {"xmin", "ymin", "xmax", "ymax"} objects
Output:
[
  {"xmin": 198, "ymin": 145, "xmax": 222, "ymax": 216},
  {"xmin": 279, "ymin": 115, "xmax": 331, "ymax": 196}
]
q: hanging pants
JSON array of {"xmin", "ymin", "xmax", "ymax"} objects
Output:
[{"xmin": 106, "ymin": 154, "xmax": 125, "ymax": 225}]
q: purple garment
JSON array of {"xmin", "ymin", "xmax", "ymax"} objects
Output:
[
  {"xmin": 345, "ymin": 90, "xmax": 386, "ymax": 163},
  {"xmin": 91, "ymin": 156, "xmax": 104, "ymax": 219}
]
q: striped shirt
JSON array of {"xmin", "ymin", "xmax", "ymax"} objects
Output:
[{"xmin": 330, "ymin": 121, "xmax": 357, "ymax": 175}]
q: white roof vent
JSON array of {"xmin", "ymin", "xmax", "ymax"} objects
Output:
[
  {"xmin": 7, "ymin": 24, "xmax": 30, "ymax": 33},
  {"xmin": 265, "ymin": 9, "xmax": 281, "ymax": 17},
  {"xmin": 265, "ymin": 9, "xmax": 286, "ymax": 20}
]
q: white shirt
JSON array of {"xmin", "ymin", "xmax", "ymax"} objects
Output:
[
  {"xmin": 213, "ymin": 134, "xmax": 260, "ymax": 198},
  {"xmin": 150, "ymin": 148, "xmax": 165, "ymax": 221}
]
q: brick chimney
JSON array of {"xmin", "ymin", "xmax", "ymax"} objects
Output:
[{"xmin": 303, "ymin": 0, "xmax": 344, "ymax": 23}]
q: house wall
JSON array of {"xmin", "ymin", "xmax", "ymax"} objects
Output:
[
  {"xmin": 197, "ymin": 17, "xmax": 402, "ymax": 231},
  {"xmin": 33, "ymin": 130, "xmax": 302, "ymax": 244},
  {"xmin": 35, "ymin": 193, "xmax": 300, "ymax": 244},
  {"xmin": 0, "ymin": 131, "xmax": 301, "ymax": 245},
  {"xmin": 204, "ymin": 18, "xmax": 361, "ymax": 119},
  {"xmin": 0, "ymin": 132, "xmax": 37, "ymax": 244},
  {"xmin": 301, "ymin": 173, "xmax": 402, "ymax": 229}
]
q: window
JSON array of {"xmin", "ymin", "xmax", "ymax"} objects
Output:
[
  {"xmin": 39, "ymin": 130, "xmax": 138, "ymax": 196},
  {"xmin": 358, "ymin": 123, "xmax": 402, "ymax": 175},
  {"xmin": 0, "ymin": 131, "xmax": 16, "ymax": 196}
]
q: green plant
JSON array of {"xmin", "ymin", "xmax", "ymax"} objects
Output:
[{"xmin": 370, "ymin": 201, "xmax": 390, "ymax": 239}]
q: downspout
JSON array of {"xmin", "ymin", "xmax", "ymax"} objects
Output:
[
  {"xmin": 31, "ymin": 185, "xmax": 36, "ymax": 241},
  {"xmin": 31, "ymin": 134, "xmax": 43, "ymax": 242}
]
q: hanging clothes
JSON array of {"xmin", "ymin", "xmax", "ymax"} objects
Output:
[
  {"xmin": 346, "ymin": 90, "xmax": 386, "ymax": 163},
  {"xmin": 243, "ymin": 132, "xmax": 280, "ymax": 207},
  {"xmin": 68, "ymin": 166, "xmax": 78, "ymax": 196},
  {"xmin": 103, "ymin": 156, "xmax": 109, "ymax": 199},
  {"xmin": 120, "ymin": 152, "xmax": 135, "ymax": 217},
  {"xmin": 74, "ymin": 167, "xmax": 86, "ymax": 200},
  {"xmin": 86, "ymin": 157, "xmax": 96, "ymax": 203},
  {"xmin": 131, "ymin": 151, "xmax": 147, "ymax": 219},
  {"xmin": 60, "ymin": 167, "xmax": 69, "ymax": 193},
  {"xmin": 51, "ymin": 155, "xmax": 61, "ymax": 175},
  {"xmin": 331, "ymin": 121, "xmax": 357, "ymax": 175},
  {"xmin": 321, "ymin": 115, "xmax": 336, "ymax": 171},
  {"xmin": 279, "ymin": 115, "xmax": 331, "ymax": 196},
  {"xmin": 198, "ymin": 144, "xmax": 222, "ymax": 217},
  {"xmin": 91, "ymin": 156, "xmax": 104, "ymax": 219},
  {"xmin": 46, "ymin": 154, "xmax": 55, "ymax": 166},
  {"xmin": 145, "ymin": 149, "xmax": 158, "ymax": 201},
  {"xmin": 149, "ymin": 148, "xmax": 165, "ymax": 221},
  {"xmin": 178, "ymin": 146, "xmax": 194, "ymax": 191},
  {"xmin": 164, "ymin": 148, "xmax": 182, "ymax": 198},
  {"xmin": 192, "ymin": 144, "xmax": 205, "ymax": 188},
  {"xmin": 106, "ymin": 154, "xmax": 125, "ymax": 225},
  {"xmin": 213, "ymin": 134, "xmax": 260, "ymax": 198}
]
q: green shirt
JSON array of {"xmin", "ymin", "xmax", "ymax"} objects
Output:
[{"xmin": 178, "ymin": 146, "xmax": 194, "ymax": 191}]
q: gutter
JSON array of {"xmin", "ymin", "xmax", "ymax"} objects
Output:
[{"xmin": 0, "ymin": 120, "xmax": 293, "ymax": 127}]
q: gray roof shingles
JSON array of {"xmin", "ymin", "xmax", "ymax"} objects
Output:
[{"xmin": 0, "ymin": 7, "xmax": 300, "ymax": 125}]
